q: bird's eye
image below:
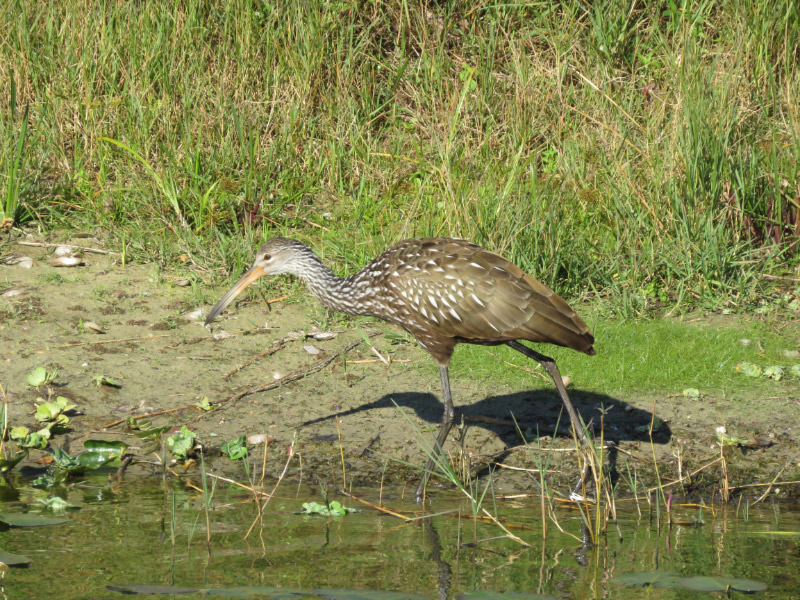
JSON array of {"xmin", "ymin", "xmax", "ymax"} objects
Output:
[{"xmin": 263, "ymin": 254, "xmax": 272, "ymax": 261}]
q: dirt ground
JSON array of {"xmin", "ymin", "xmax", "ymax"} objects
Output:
[{"xmin": 2, "ymin": 235, "xmax": 799, "ymax": 500}]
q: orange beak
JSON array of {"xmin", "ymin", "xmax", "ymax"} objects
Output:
[{"xmin": 204, "ymin": 265, "xmax": 267, "ymax": 325}]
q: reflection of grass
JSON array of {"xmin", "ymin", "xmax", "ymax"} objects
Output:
[{"xmin": 454, "ymin": 316, "xmax": 799, "ymax": 396}]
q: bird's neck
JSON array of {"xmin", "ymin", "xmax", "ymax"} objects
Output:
[{"xmin": 297, "ymin": 258, "xmax": 369, "ymax": 316}]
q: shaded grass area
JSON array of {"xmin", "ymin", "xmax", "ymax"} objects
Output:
[{"xmin": 1, "ymin": 0, "xmax": 799, "ymax": 318}]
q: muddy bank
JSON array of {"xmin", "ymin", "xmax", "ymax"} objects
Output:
[{"xmin": 2, "ymin": 237, "xmax": 799, "ymax": 500}]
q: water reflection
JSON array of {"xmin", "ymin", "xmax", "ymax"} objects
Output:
[{"xmin": 0, "ymin": 476, "xmax": 797, "ymax": 598}]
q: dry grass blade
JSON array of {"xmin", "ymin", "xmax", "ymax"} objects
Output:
[
  {"xmin": 337, "ymin": 489, "xmax": 411, "ymax": 521},
  {"xmin": 245, "ymin": 435, "xmax": 296, "ymax": 539}
]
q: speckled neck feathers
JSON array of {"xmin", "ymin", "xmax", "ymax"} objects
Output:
[{"xmin": 287, "ymin": 246, "xmax": 373, "ymax": 316}]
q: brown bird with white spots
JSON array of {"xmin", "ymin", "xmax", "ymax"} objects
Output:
[{"xmin": 205, "ymin": 237, "xmax": 595, "ymax": 501}]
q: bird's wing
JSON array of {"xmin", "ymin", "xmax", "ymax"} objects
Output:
[{"xmin": 376, "ymin": 238, "xmax": 593, "ymax": 353}]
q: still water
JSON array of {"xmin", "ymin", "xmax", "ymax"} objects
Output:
[{"xmin": 1, "ymin": 475, "xmax": 798, "ymax": 598}]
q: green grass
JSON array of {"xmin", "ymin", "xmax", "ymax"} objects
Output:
[
  {"xmin": 452, "ymin": 313, "xmax": 799, "ymax": 396},
  {"xmin": 1, "ymin": 0, "xmax": 799, "ymax": 316}
]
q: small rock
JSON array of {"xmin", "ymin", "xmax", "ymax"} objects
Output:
[
  {"xmin": 739, "ymin": 338, "xmax": 751, "ymax": 346},
  {"xmin": 83, "ymin": 321, "xmax": 105, "ymax": 334},
  {"xmin": 247, "ymin": 433, "xmax": 275, "ymax": 445},
  {"xmin": 50, "ymin": 256, "xmax": 85, "ymax": 267},
  {"xmin": 175, "ymin": 278, "xmax": 191, "ymax": 287},
  {"xmin": 303, "ymin": 345, "xmax": 321, "ymax": 355},
  {"xmin": 213, "ymin": 330, "xmax": 233, "ymax": 341},
  {"xmin": 183, "ymin": 309, "xmax": 203, "ymax": 320},
  {"xmin": 4, "ymin": 256, "xmax": 34, "ymax": 268},
  {"xmin": 54, "ymin": 246, "xmax": 73, "ymax": 256},
  {"xmin": 2, "ymin": 288, "xmax": 24, "ymax": 297},
  {"xmin": 310, "ymin": 331, "xmax": 338, "ymax": 341},
  {"xmin": 783, "ymin": 349, "xmax": 800, "ymax": 359}
]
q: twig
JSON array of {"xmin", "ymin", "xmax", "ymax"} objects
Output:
[
  {"xmin": 337, "ymin": 489, "xmax": 412, "ymax": 521},
  {"xmin": 0, "ymin": 383, "xmax": 8, "ymax": 457},
  {"xmin": 204, "ymin": 472, "xmax": 270, "ymax": 498},
  {"xmin": 751, "ymin": 464, "xmax": 789, "ymax": 507},
  {"xmin": 191, "ymin": 333, "xmax": 380, "ymax": 421},
  {"xmin": 103, "ymin": 403, "xmax": 203, "ymax": 429},
  {"xmin": 16, "ymin": 240, "xmax": 120, "ymax": 255},
  {"xmin": 729, "ymin": 479, "xmax": 800, "ymax": 489},
  {"xmin": 32, "ymin": 333, "xmax": 170, "ymax": 351},
  {"xmin": 347, "ymin": 359, "xmax": 410, "ymax": 364},
  {"xmin": 370, "ymin": 346, "xmax": 390, "ymax": 365},
  {"xmin": 647, "ymin": 456, "xmax": 724, "ymax": 494},
  {"xmin": 760, "ymin": 273, "xmax": 800, "ymax": 283},
  {"xmin": 223, "ymin": 339, "xmax": 286, "ymax": 380}
]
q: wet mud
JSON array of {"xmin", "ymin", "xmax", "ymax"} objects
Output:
[{"xmin": 2, "ymin": 238, "xmax": 799, "ymax": 499}]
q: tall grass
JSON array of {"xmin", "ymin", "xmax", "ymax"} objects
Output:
[{"xmin": 1, "ymin": 0, "xmax": 798, "ymax": 312}]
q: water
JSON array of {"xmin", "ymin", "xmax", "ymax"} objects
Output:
[{"xmin": 2, "ymin": 475, "xmax": 798, "ymax": 598}]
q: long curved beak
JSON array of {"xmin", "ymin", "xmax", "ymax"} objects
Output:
[{"xmin": 204, "ymin": 265, "xmax": 267, "ymax": 325}]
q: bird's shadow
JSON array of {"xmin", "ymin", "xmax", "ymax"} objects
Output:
[{"xmin": 301, "ymin": 388, "xmax": 671, "ymax": 447}]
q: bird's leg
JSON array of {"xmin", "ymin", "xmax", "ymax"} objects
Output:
[
  {"xmin": 506, "ymin": 341, "xmax": 594, "ymax": 493},
  {"xmin": 415, "ymin": 365, "xmax": 455, "ymax": 502},
  {"xmin": 506, "ymin": 341, "xmax": 585, "ymax": 443}
]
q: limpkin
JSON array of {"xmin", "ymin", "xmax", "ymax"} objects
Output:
[{"xmin": 205, "ymin": 237, "xmax": 595, "ymax": 500}]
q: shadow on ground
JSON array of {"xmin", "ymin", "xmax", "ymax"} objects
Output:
[{"xmin": 302, "ymin": 388, "xmax": 671, "ymax": 447}]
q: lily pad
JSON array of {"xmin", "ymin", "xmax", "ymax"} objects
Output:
[
  {"xmin": 311, "ymin": 590, "xmax": 428, "ymax": 600},
  {"xmin": 681, "ymin": 576, "xmax": 767, "ymax": 593},
  {"xmin": 0, "ymin": 513, "xmax": 71, "ymax": 527},
  {"xmin": 458, "ymin": 593, "xmax": 557, "ymax": 599},
  {"xmin": 105, "ymin": 585, "xmax": 425, "ymax": 599},
  {"xmin": 83, "ymin": 439, "xmax": 129, "ymax": 457},
  {"xmin": 76, "ymin": 451, "xmax": 116, "ymax": 469},
  {"xmin": 300, "ymin": 501, "xmax": 359, "ymax": 517},
  {"xmin": 106, "ymin": 584, "xmax": 200, "ymax": 595},
  {"xmin": 611, "ymin": 571, "xmax": 767, "ymax": 593}
]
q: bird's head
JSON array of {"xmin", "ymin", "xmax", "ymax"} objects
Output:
[{"xmin": 204, "ymin": 238, "xmax": 311, "ymax": 325}]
